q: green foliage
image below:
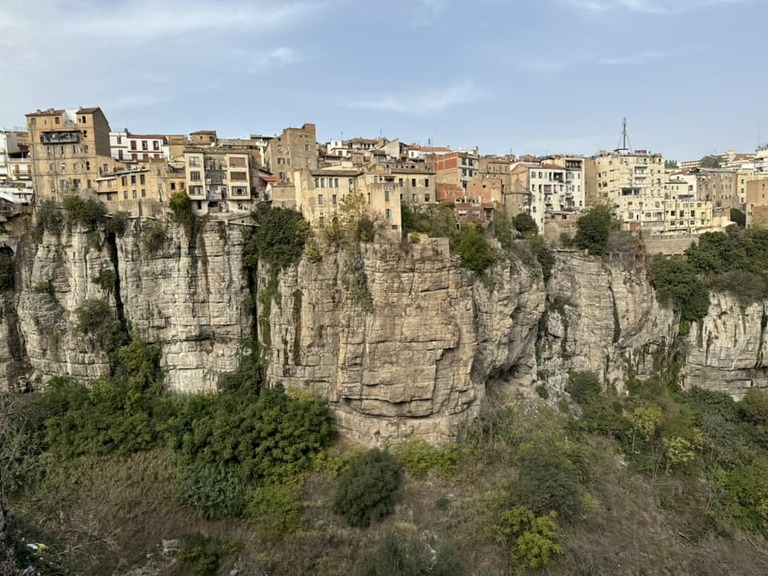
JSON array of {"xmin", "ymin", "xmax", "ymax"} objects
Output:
[
  {"xmin": 393, "ymin": 439, "xmax": 459, "ymax": 478},
  {"xmin": 247, "ymin": 203, "xmax": 309, "ymax": 271},
  {"xmin": 74, "ymin": 299, "xmax": 127, "ymax": 351},
  {"xmin": 246, "ymin": 482, "xmax": 304, "ymax": 539},
  {"xmin": 452, "ymin": 223, "xmax": 497, "ymax": 275},
  {"xmin": 529, "ymin": 235, "xmax": 555, "ymax": 283},
  {"xmin": 171, "ymin": 386, "xmax": 335, "ymax": 485},
  {"xmin": 177, "ymin": 460, "xmax": 247, "ymax": 520},
  {"xmin": 140, "ymin": 221, "xmax": 166, "ymax": 254},
  {"xmin": 490, "ymin": 506, "xmax": 564, "ymax": 573},
  {"xmin": 401, "ymin": 204, "xmax": 457, "ymax": 239},
  {"xmin": 574, "ymin": 204, "xmax": 615, "ymax": 256},
  {"xmin": 700, "ymin": 154, "xmax": 722, "ymax": 168},
  {"xmin": 332, "ymin": 449, "xmax": 400, "ymax": 527},
  {"xmin": 177, "ymin": 534, "xmax": 241, "ymax": 576},
  {"xmin": 493, "ymin": 210, "xmax": 515, "ymax": 251},
  {"xmin": 510, "ymin": 442, "xmax": 584, "ymax": 523},
  {"xmin": 105, "ymin": 211, "xmax": 128, "ymax": 237},
  {"xmin": 716, "ymin": 457, "xmax": 768, "ymax": 536},
  {"xmin": 566, "ymin": 371, "xmax": 602, "ymax": 406},
  {"xmin": 0, "ymin": 252, "xmax": 14, "ymax": 292},
  {"xmin": 343, "ymin": 249, "xmax": 373, "ymax": 311},
  {"xmin": 35, "ymin": 200, "xmax": 64, "ymax": 236},
  {"xmin": 512, "ymin": 213, "xmax": 538, "ymax": 238},
  {"xmin": 169, "ymin": 190, "xmax": 195, "ymax": 232},
  {"xmin": 356, "ymin": 529, "xmax": 466, "ymax": 576},
  {"xmin": 651, "ymin": 254, "xmax": 710, "ymax": 322},
  {"xmin": 62, "ymin": 195, "xmax": 106, "ymax": 230},
  {"xmin": 91, "ymin": 267, "xmax": 116, "ymax": 295}
]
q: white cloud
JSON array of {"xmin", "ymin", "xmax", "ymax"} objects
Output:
[
  {"xmin": 596, "ymin": 50, "xmax": 671, "ymax": 65},
  {"xmin": 348, "ymin": 81, "xmax": 486, "ymax": 115},
  {"xmin": 563, "ymin": 0, "xmax": 748, "ymax": 14},
  {"xmin": 248, "ymin": 47, "xmax": 300, "ymax": 74},
  {"xmin": 517, "ymin": 49, "xmax": 673, "ymax": 72},
  {"xmin": 410, "ymin": 0, "xmax": 450, "ymax": 27}
]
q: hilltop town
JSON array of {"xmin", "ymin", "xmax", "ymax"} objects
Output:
[{"xmin": 3, "ymin": 107, "xmax": 768, "ymax": 245}]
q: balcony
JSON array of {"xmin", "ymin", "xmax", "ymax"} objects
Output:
[{"xmin": 41, "ymin": 131, "xmax": 79, "ymax": 144}]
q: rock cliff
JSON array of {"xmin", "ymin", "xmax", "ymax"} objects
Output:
[{"xmin": 2, "ymin": 218, "xmax": 767, "ymax": 443}]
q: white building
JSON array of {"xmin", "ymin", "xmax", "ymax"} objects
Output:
[{"xmin": 110, "ymin": 131, "xmax": 166, "ymax": 162}]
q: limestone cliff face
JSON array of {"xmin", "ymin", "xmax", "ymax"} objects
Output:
[
  {"xmin": 684, "ymin": 293, "xmax": 768, "ymax": 398},
  {"xmin": 6, "ymin": 219, "xmax": 250, "ymax": 392},
  {"xmin": 537, "ymin": 253, "xmax": 678, "ymax": 394},
  {"xmin": 3, "ymin": 219, "xmax": 768, "ymax": 443}
]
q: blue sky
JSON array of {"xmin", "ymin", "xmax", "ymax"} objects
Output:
[{"xmin": 1, "ymin": 0, "xmax": 765, "ymax": 160}]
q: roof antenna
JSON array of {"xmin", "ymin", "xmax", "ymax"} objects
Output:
[{"xmin": 617, "ymin": 117, "xmax": 633, "ymax": 153}]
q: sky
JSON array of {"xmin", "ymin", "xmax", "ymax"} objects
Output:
[{"xmin": 1, "ymin": 0, "xmax": 766, "ymax": 160}]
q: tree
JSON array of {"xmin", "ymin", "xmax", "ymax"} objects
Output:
[
  {"xmin": 574, "ymin": 204, "xmax": 615, "ymax": 256},
  {"xmin": 650, "ymin": 254, "xmax": 710, "ymax": 322},
  {"xmin": 332, "ymin": 449, "xmax": 400, "ymax": 527},
  {"xmin": 700, "ymin": 155, "xmax": 722, "ymax": 169},
  {"xmin": 512, "ymin": 213, "xmax": 538, "ymax": 238}
]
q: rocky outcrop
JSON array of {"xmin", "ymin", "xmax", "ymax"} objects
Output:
[{"xmin": 2, "ymin": 217, "xmax": 768, "ymax": 443}]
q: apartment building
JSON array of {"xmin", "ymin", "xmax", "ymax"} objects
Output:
[
  {"xmin": 265, "ymin": 123, "xmax": 317, "ymax": 182},
  {"xmin": 693, "ymin": 169, "xmax": 738, "ymax": 209},
  {"xmin": 110, "ymin": 131, "xmax": 166, "ymax": 162},
  {"xmin": 585, "ymin": 149, "xmax": 665, "ymax": 207},
  {"xmin": 26, "ymin": 107, "xmax": 112, "ymax": 200},
  {"xmin": 510, "ymin": 161, "xmax": 583, "ymax": 230},
  {"xmin": 433, "ymin": 150, "xmax": 479, "ymax": 192},
  {"xmin": 184, "ymin": 148, "xmax": 254, "ymax": 214},
  {"xmin": 94, "ymin": 158, "xmax": 180, "ymax": 213},
  {"xmin": 0, "ymin": 130, "xmax": 31, "ymax": 184}
]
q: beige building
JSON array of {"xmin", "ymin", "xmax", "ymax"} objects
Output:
[
  {"xmin": 433, "ymin": 150, "xmax": 479, "ymax": 191},
  {"xmin": 585, "ymin": 149, "xmax": 665, "ymax": 207},
  {"xmin": 266, "ymin": 124, "xmax": 318, "ymax": 182},
  {"xmin": 746, "ymin": 178, "xmax": 768, "ymax": 227},
  {"xmin": 26, "ymin": 107, "xmax": 112, "ymax": 201},
  {"xmin": 184, "ymin": 148, "xmax": 254, "ymax": 215},
  {"xmin": 94, "ymin": 159, "xmax": 178, "ymax": 214},
  {"xmin": 509, "ymin": 160, "xmax": 584, "ymax": 230},
  {"xmin": 694, "ymin": 169, "xmax": 738, "ymax": 209}
]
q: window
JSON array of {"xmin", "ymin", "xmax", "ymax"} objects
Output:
[
  {"xmin": 153, "ymin": 141, "xmax": 160, "ymax": 151},
  {"xmin": 399, "ymin": 178, "xmax": 404, "ymax": 186},
  {"xmin": 131, "ymin": 175, "xmax": 137, "ymax": 185},
  {"xmin": 60, "ymin": 162, "xmax": 65, "ymax": 172},
  {"xmin": 318, "ymin": 194, "xmax": 324, "ymax": 205},
  {"xmin": 279, "ymin": 172, "xmax": 285, "ymax": 180},
  {"xmin": 319, "ymin": 178, "xmax": 325, "ymax": 188},
  {"xmin": 277, "ymin": 157, "xmax": 285, "ymax": 165},
  {"xmin": 123, "ymin": 191, "xmax": 128, "ymax": 200},
  {"xmin": 72, "ymin": 145, "xmax": 78, "ymax": 154},
  {"xmin": 314, "ymin": 178, "xmax": 319, "ymax": 188},
  {"xmin": 140, "ymin": 174, "xmax": 146, "ymax": 185},
  {"xmin": 385, "ymin": 208, "xmax": 392, "ymax": 220},
  {"xmin": 334, "ymin": 178, "xmax": 339, "ymax": 188},
  {"xmin": 171, "ymin": 182, "xmax": 176, "ymax": 191},
  {"xmin": 55, "ymin": 117, "xmax": 60, "ymax": 125},
  {"xmin": 188, "ymin": 156, "xmax": 199, "ymax": 167},
  {"xmin": 141, "ymin": 189, "xmax": 146, "ymax": 198},
  {"xmin": 121, "ymin": 176, "xmax": 127, "ymax": 186},
  {"xmin": 117, "ymin": 136, "xmax": 122, "ymax": 145},
  {"xmin": 130, "ymin": 140, "xmax": 136, "ymax": 151},
  {"xmin": 190, "ymin": 171, "xmax": 201, "ymax": 182},
  {"xmin": 132, "ymin": 190, "xmax": 137, "ymax": 199},
  {"xmin": 424, "ymin": 194, "xmax": 430, "ymax": 202},
  {"xmin": 118, "ymin": 150, "xmax": 124, "ymax": 160},
  {"xmin": 83, "ymin": 145, "xmax": 89, "ymax": 153},
  {"xmin": 141, "ymin": 141, "xmax": 148, "ymax": 150},
  {"xmin": 412, "ymin": 178, "xmax": 417, "ymax": 187},
  {"xmin": 424, "ymin": 178, "xmax": 429, "ymax": 187},
  {"xmin": 332, "ymin": 194, "xmax": 337, "ymax": 205}
]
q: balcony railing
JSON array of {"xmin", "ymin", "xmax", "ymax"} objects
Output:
[{"xmin": 41, "ymin": 131, "xmax": 80, "ymax": 144}]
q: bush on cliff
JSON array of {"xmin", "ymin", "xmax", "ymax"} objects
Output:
[
  {"xmin": 650, "ymin": 254, "xmax": 710, "ymax": 322},
  {"xmin": 62, "ymin": 195, "xmax": 106, "ymax": 230},
  {"xmin": 246, "ymin": 204, "xmax": 309, "ymax": 271},
  {"xmin": 332, "ymin": 449, "xmax": 400, "ymax": 527},
  {"xmin": 169, "ymin": 190, "xmax": 196, "ymax": 233},
  {"xmin": 574, "ymin": 204, "xmax": 616, "ymax": 256}
]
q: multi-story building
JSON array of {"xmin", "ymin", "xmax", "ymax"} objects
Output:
[
  {"xmin": 746, "ymin": 178, "xmax": 768, "ymax": 227},
  {"xmin": 0, "ymin": 130, "xmax": 31, "ymax": 184},
  {"xmin": 406, "ymin": 145, "xmax": 451, "ymax": 161},
  {"xmin": 692, "ymin": 169, "xmax": 737, "ymax": 209},
  {"xmin": 110, "ymin": 131, "xmax": 166, "ymax": 162},
  {"xmin": 26, "ymin": 107, "xmax": 113, "ymax": 201},
  {"xmin": 184, "ymin": 148, "xmax": 254, "ymax": 214},
  {"xmin": 433, "ymin": 150, "xmax": 479, "ymax": 192},
  {"xmin": 265, "ymin": 123, "xmax": 317, "ymax": 182},
  {"xmin": 585, "ymin": 149, "xmax": 665, "ymax": 207},
  {"xmin": 94, "ymin": 159, "xmax": 180, "ymax": 213},
  {"xmin": 510, "ymin": 160, "xmax": 584, "ymax": 230}
]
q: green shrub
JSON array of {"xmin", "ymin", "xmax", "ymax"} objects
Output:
[
  {"xmin": 92, "ymin": 267, "xmax": 116, "ymax": 294},
  {"xmin": 510, "ymin": 443, "xmax": 583, "ymax": 522},
  {"xmin": 171, "ymin": 386, "xmax": 335, "ymax": 485},
  {"xmin": 530, "ymin": 234, "xmax": 555, "ymax": 283},
  {"xmin": 177, "ymin": 460, "xmax": 247, "ymax": 520},
  {"xmin": 246, "ymin": 204, "xmax": 309, "ymax": 271},
  {"xmin": 35, "ymin": 200, "xmax": 63, "ymax": 235},
  {"xmin": 566, "ymin": 371, "xmax": 602, "ymax": 406},
  {"xmin": 169, "ymin": 190, "xmax": 195, "ymax": 231},
  {"xmin": 141, "ymin": 221, "xmax": 167, "ymax": 254},
  {"xmin": 177, "ymin": 534, "xmax": 241, "ymax": 576},
  {"xmin": 33, "ymin": 281, "xmax": 55, "ymax": 296},
  {"xmin": 651, "ymin": 254, "xmax": 710, "ymax": 322},
  {"xmin": 356, "ymin": 528, "xmax": 466, "ymax": 576},
  {"xmin": 74, "ymin": 299, "xmax": 127, "ymax": 352},
  {"xmin": 332, "ymin": 449, "xmax": 400, "ymax": 527},
  {"xmin": 512, "ymin": 212, "xmax": 538, "ymax": 238},
  {"xmin": 0, "ymin": 252, "xmax": 14, "ymax": 292},
  {"xmin": 574, "ymin": 204, "xmax": 615, "ymax": 256},
  {"xmin": 452, "ymin": 223, "xmax": 497, "ymax": 275},
  {"xmin": 246, "ymin": 482, "xmax": 304, "ymax": 539},
  {"xmin": 493, "ymin": 210, "xmax": 515, "ymax": 251},
  {"xmin": 490, "ymin": 506, "xmax": 564, "ymax": 572},
  {"xmin": 393, "ymin": 439, "xmax": 459, "ymax": 478},
  {"xmin": 62, "ymin": 195, "xmax": 106, "ymax": 230},
  {"xmin": 105, "ymin": 211, "xmax": 128, "ymax": 237}
]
